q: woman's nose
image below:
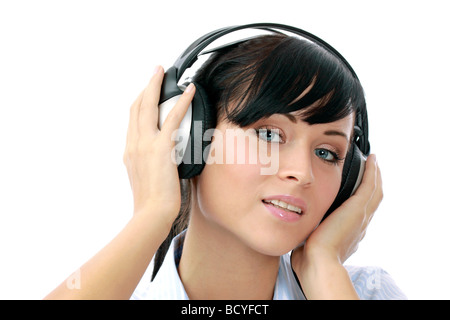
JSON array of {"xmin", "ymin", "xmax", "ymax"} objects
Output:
[{"xmin": 277, "ymin": 146, "xmax": 314, "ymax": 186}]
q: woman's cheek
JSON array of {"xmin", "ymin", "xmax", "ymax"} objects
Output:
[
  {"xmin": 196, "ymin": 130, "xmax": 264, "ymax": 221},
  {"xmin": 314, "ymin": 166, "xmax": 343, "ymax": 216}
]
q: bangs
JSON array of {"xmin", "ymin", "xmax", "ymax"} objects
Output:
[{"xmin": 194, "ymin": 34, "xmax": 365, "ymax": 127}]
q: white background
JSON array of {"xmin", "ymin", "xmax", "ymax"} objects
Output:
[{"xmin": 1, "ymin": 0, "xmax": 449, "ymax": 300}]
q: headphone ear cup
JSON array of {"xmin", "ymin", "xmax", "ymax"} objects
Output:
[
  {"xmin": 322, "ymin": 144, "xmax": 365, "ymax": 221},
  {"xmin": 178, "ymin": 82, "xmax": 217, "ymax": 179}
]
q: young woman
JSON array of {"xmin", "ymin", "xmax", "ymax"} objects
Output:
[{"xmin": 45, "ymin": 31, "xmax": 406, "ymax": 300}]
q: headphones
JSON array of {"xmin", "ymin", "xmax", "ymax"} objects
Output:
[{"xmin": 158, "ymin": 23, "xmax": 370, "ymax": 219}]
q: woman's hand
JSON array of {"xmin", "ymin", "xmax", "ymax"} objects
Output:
[
  {"xmin": 45, "ymin": 67, "xmax": 196, "ymax": 300},
  {"xmin": 292, "ymin": 154, "xmax": 383, "ymax": 299},
  {"xmin": 306, "ymin": 154, "xmax": 382, "ymax": 262},
  {"xmin": 123, "ymin": 66, "xmax": 195, "ymax": 223}
]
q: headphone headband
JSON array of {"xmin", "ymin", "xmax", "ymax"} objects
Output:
[{"xmin": 173, "ymin": 23, "xmax": 359, "ymax": 82}]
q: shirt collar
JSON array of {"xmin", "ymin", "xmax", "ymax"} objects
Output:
[{"xmin": 132, "ymin": 231, "xmax": 305, "ymax": 300}]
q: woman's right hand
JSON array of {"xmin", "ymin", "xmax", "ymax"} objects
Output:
[
  {"xmin": 45, "ymin": 66, "xmax": 195, "ymax": 300},
  {"xmin": 123, "ymin": 66, "xmax": 195, "ymax": 224}
]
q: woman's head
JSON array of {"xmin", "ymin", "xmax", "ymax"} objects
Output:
[
  {"xmin": 188, "ymin": 34, "xmax": 364, "ymax": 250},
  {"xmin": 152, "ymin": 33, "xmax": 366, "ymax": 279}
]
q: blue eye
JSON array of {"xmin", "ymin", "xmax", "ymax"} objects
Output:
[
  {"xmin": 256, "ymin": 128, "xmax": 282, "ymax": 143},
  {"xmin": 315, "ymin": 148, "xmax": 342, "ymax": 164}
]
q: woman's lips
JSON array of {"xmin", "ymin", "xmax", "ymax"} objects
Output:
[{"xmin": 262, "ymin": 195, "xmax": 307, "ymax": 222}]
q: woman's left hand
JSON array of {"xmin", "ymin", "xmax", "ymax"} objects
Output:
[{"xmin": 292, "ymin": 154, "xmax": 383, "ymax": 299}]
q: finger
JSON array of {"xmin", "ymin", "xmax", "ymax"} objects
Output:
[
  {"xmin": 353, "ymin": 154, "xmax": 378, "ymax": 202},
  {"xmin": 160, "ymin": 83, "xmax": 196, "ymax": 139},
  {"xmin": 359, "ymin": 157, "xmax": 382, "ymax": 230},
  {"xmin": 138, "ymin": 66, "xmax": 165, "ymax": 135},
  {"xmin": 125, "ymin": 89, "xmax": 144, "ymax": 148},
  {"xmin": 367, "ymin": 159, "xmax": 383, "ymax": 215}
]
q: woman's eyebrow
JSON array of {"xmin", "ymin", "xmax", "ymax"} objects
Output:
[
  {"xmin": 323, "ymin": 130, "xmax": 349, "ymax": 142},
  {"xmin": 282, "ymin": 114, "xmax": 298, "ymax": 123},
  {"xmin": 280, "ymin": 114, "xmax": 350, "ymax": 142}
]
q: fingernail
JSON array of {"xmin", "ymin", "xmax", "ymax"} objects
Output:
[
  {"xmin": 153, "ymin": 65, "xmax": 161, "ymax": 76},
  {"xmin": 184, "ymin": 83, "xmax": 195, "ymax": 93}
]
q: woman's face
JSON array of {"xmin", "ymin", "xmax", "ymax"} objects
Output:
[{"xmin": 193, "ymin": 111, "xmax": 355, "ymax": 256}]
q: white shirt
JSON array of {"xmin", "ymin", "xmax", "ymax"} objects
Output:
[{"xmin": 131, "ymin": 232, "xmax": 407, "ymax": 300}]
